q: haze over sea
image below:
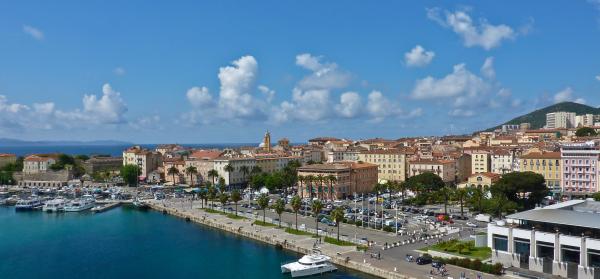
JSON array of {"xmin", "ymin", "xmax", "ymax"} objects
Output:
[{"xmin": 0, "ymin": 206, "xmax": 375, "ymax": 279}]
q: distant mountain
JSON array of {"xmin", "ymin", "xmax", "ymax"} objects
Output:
[
  {"xmin": 486, "ymin": 102, "xmax": 600, "ymax": 131},
  {"xmin": 0, "ymin": 138, "xmax": 132, "ymax": 146}
]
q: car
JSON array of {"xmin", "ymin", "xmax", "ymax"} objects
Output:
[
  {"xmin": 466, "ymin": 222, "xmax": 478, "ymax": 228},
  {"xmin": 415, "ymin": 256, "xmax": 432, "ymax": 265}
]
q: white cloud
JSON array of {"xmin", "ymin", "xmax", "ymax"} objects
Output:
[
  {"xmin": 412, "ymin": 63, "xmax": 490, "ymax": 101},
  {"xmin": 295, "ymin": 53, "xmax": 351, "ymax": 89},
  {"xmin": 113, "ymin": 67, "xmax": 126, "ymax": 76},
  {"xmin": 481, "ymin": 57, "xmax": 495, "ymax": 79},
  {"xmin": 366, "ymin": 91, "xmax": 402, "ymax": 122},
  {"xmin": 22, "ymin": 25, "xmax": 44, "ymax": 40},
  {"xmin": 258, "ymin": 85, "xmax": 275, "ymax": 103},
  {"xmin": 186, "ymin": 86, "xmax": 213, "ymax": 107},
  {"xmin": 404, "ymin": 45, "xmax": 435, "ymax": 67},
  {"xmin": 448, "ymin": 109, "xmax": 475, "ymax": 117},
  {"xmin": 426, "ymin": 8, "xmax": 515, "ymax": 50},
  {"xmin": 130, "ymin": 115, "xmax": 161, "ymax": 130},
  {"xmin": 595, "ymin": 75, "xmax": 600, "ymax": 81},
  {"xmin": 217, "ymin": 55, "xmax": 263, "ymax": 119},
  {"xmin": 335, "ymin": 92, "xmax": 363, "ymax": 118},
  {"xmin": 553, "ymin": 87, "xmax": 586, "ymax": 104}
]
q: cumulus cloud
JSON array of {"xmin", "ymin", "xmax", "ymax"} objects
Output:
[
  {"xmin": 335, "ymin": 92, "xmax": 363, "ymax": 118},
  {"xmin": 258, "ymin": 85, "xmax": 275, "ymax": 103},
  {"xmin": 412, "ymin": 63, "xmax": 490, "ymax": 101},
  {"xmin": 481, "ymin": 57, "xmax": 495, "ymax": 79},
  {"xmin": 295, "ymin": 53, "xmax": 351, "ymax": 89},
  {"xmin": 55, "ymin": 84, "xmax": 128, "ymax": 124},
  {"xmin": 404, "ymin": 45, "xmax": 435, "ymax": 67},
  {"xmin": 448, "ymin": 109, "xmax": 475, "ymax": 117},
  {"xmin": 553, "ymin": 87, "xmax": 586, "ymax": 104},
  {"xmin": 23, "ymin": 25, "xmax": 44, "ymax": 40},
  {"xmin": 186, "ymin": 86, "xmax": 213, "ymax": 108},
  {"xmin": 426, "ymin": 8, "xmax": 516, "ymax": 50},
  {"xmin": 217, "ymin": 55, "xmax": 265, "ymax": 119}
]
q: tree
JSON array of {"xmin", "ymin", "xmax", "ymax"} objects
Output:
[
  {"xmin": 218, "ymin": 177, "xmax": 226, "ymax": 193},
  {"xmin": 405, "ymin": 172, "xmax": 445, "ymax": 193},
  {"xmin": 593, "ymin": 192, "xmax": 600, "ymax": 202},
  {"xmin": 326, "ymin": 175, "xmax": 337, "ymax": 201},
  {"xmin": 251, "ymin": 166, "xmax": 262, "ymax": 176},
  {"xmin": 185, "ymin": 166, "xmax": 198, "ymax": 187},
  {"xmin": 297, "ymin": 176, "xmax": 305, "ymax": 200},
  {"xmin": 576, "ymin": 127, "xmax": 597, "ymax": 137},
  {"xmin": 316, "ymin": 174, "xmax": 325, "ymax": 200},
  {"xmin": 454, "ymin": 188, "xmax": 468, "ymax": 218},
  {"xmin": 272, "ymin": 198, "xmax": 285, "ymax": 227},
  {"xmin": 120, "ymin": 164, "xmax": 139, "ymax": 187},
  {"xmin": 468, "ymin": 187, "xmax": 486, "ymax": 213},
  {"xmin": 207, "ymin": 185, "xmax": 217, "ymax": 208},
  {"xmin": 311, "ymin": 200, "xmax": 324, "ymax": 237},
  {"xmin": 257, "ymin": 193, "xmax": 270, "ymax": 223},
  {"xmin": 167, "ymin": 166, "xmax": 180, "ymax": 185},
  {"xmin": 488, "ymin": 193, "xmax": 517, "ymax": 218},
  {"xmin": 224, "ymin": 164, "xmax": 234, "ymax": 189},
  {"xmin": 305, "ymin": 175, "xmax": 315, "ymax": 200},
  {"xmin": 207, "ymin": 169, "xmax": 219, "ymax": 186},
  {"xmin": 438, "ymin": 186, "xmax": 454, "ymax": 215},
  {"xmin": 239, "ymin": 165, "xmax": 249, "ymax": 187},
  {"xmin": 290, "ymin": 196, "xmax": 302, "ymax": 230},
  {"xmin": 492, "ymin": 171, "xmax": 548, "ymax": 210},
  {"xmin": 219, "ymin": 193, "xmax": 229, "ymax": 212},
  {"xmin": 231, "ymin": 190, "xmax": 242, "ymax": 216},
  {"xmin": 330, "ymin": 207, "xmax": 345, "ymax": 241},
  {"xmin": 198, "ymin": 190, "xmax": 207, "ymax": 208}
]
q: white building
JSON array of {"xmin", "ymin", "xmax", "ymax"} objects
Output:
[
  {"xmin": 213, "ymin": 156, "xmax": 257, "ymax": 187},
  {"xmin": 489, "ymin": 200, "xmax": 600, "ymax": 279},
  {"xmin": 576, "ymin": 114, "xmax": 596, "ymax": 128},
  {"xmin": 491, "ymin": 149, "xmax": 516, "ymax": 174},
  {"xmin": 23, "ymin": 155, "xmax": 57, "ymax": 174},
  {"xmin": 546, "ymin": 112, "xmax": 576, "ymax": 129}
]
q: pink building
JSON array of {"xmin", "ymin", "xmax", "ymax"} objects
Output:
[{"xmin": 561, "ymin": 141, "xmax": 600, "ymax": 195}]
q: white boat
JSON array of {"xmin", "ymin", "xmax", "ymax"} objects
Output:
[
  {"xmin": 43, "ymin": 199, "xmax": 66, "ymax": 212},
  {"xmin": 281, "ymin": 250, "xmax": 337, "ymax": 277},
  {"xmin": 64, "ymin": 198, "xmax": 95, "ymax": 212},
  {"xmin": 15, "ymin": 198, "xmax": 43, "ymax": 211}
]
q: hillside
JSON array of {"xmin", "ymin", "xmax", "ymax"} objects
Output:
[{"xmin": 486, "ymin": 102, "xmax": 600, "ymax": 131}]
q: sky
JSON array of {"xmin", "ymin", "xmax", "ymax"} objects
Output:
[{"xmin": 1, "ymin": 0, "xmax": 600, "ymax": 144}]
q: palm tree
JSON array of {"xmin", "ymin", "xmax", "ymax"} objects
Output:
[
  {"xmin": 290, "ymin": 196, "xmax": 302, "ymax": 231},
  {"xmin": 239, "ymin": 165, "xmax": 249, "ymax": 187},
  {"xmin": 167, "ymin": 166, "xmax": 179, "ymax": 185},
  {"xmin": 305, "ymin": 175, "xmax": 315, "ymax": 200},
  {"xmin": 207, "ymin": 185, "xmax": 217, "ymax": 208},
  {"xmin": 454, "ymin": 188, "xmax": 468, "ymax": 218},
  {"xmin": 257, "ymin": 193, "xmax": 269, "ymax": 223},
  {"xmin": 330, "ymin": 207, "xmax": 345, "ymax": 241},
  {"xmin": 297, "ymin": 176, "xmax": 305, "ymax": 200},
  {"xmin": 208, "ymin": 169, "xmax": 219, "ymax": 186},
  {"xmin": 185, "ymin": 166, "xmax": 198, "ymax": 187},
  {"xmin": 198, "ymin": 190, "xmax": 207, "ymax": 208},
  {"xmin": 272, "ymin": 198, "xmax": 285, "ymax": 228},
  {"xmin": 469, "ymin": 187, "xmax": 486, "ymax": 213},
  {"xmin": 311, "ymin": 199, "xmax": 324, "ymax": 237},
  {"xmin": 316, "ymin": 175, "xmax": 325, "ymax": 200},
  {"xmin": 326, "ymin": 175, "xmax": 337, "ymax": 201},
  {"xmin": 218, "ymin": 177, "xmax": 226, "ymax": 193},
  {"xmin": 219, "ymin": 193, "xmax": 229, "ymax": 213},
  {"xmin": 231, "ymin": 190, "xmax": 242, "ymax": 216},
  {"xmin": 438, "ymin": 186, "xmax": 453, "ymax": 216},
  {"xmin": 224, "ymin": 164, "xmax": 234, "ymax": 189}
]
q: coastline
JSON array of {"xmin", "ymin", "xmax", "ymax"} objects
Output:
[{"xmin": 147, "ymin": 201, "xmax": 415, "ymax": 279}]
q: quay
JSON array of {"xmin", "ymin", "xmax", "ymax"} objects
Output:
[
  {"xmin": 147, "ymin": 200, "xmax": 415, "ymax": 279},
  {"xmin": 91, "ymin": 202, "xmax": 121, "ymax": 213}
]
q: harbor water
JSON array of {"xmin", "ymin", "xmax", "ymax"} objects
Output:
[{"xmin": 0, "ymin": 206, "xmax": 375, "ymax": 279}]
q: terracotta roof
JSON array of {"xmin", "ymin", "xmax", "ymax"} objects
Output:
[
  {"xmin": 0, "ymin": 153, "xmax": 16, "ymax": 157},
  {"xmin": 189, "ymin": 150, "xmax": 222, "ymax": 160},
  {"xmin": 361, "ymin": 148, "xmax": 409, "ymax": 155},
  {"xmin": 24, "ymin": 155, "xmax": 55, "ymax": 162}
]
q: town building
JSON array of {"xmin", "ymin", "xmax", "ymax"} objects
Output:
[
  {"xmin": 408, "ymin": 159, "xmax": 456, "ymax": 183},
  {"xmin": 491, "ymin": 149, "xmax": 516, "ymax": 174},
  {"xmin": 546, "ymin": 112, "xmax": 576, "ymax": 129},
  {"xmin": 213, "ymin": 156, "xmax": 257, "ymax": 187},
  {"xmin": 122, "ymin": 146, "xmax": 162, "ymax": 178},
  {"xmin": 163, "ymin": 159, "xmax": 186, "ymax": 185},
  {"xmin": 576, "ymin": 114, "xmax": 596, "ymax": 128},
  {"xmin": 19, "ymin": 154, "xmax": 71, "ymax": 187},
  {"xmin": 489, "ymin": 200, "xmax": 600, "ymax": 279},
  {"xmin": 468, "ymin": 149, "xmax": 491, "ymax": 174},
  {"xmin": 459, "ymin": 172, "xmax": 500, "ymax": 189},
  {"xmin": 82, "ymin": 156, "xmax": 122, "ymax": 174},
  {"xmin": 184, "ymin": 150, "xmax": 222, "ymax": 185},
  {"xmin": 519, "ymin": 151, "xmax": 562, "ymax": 194},
  {"xmin": 357, "ymin": 149, "xmax": 407, "ymax": 182},
  {"xmin": 23, "ymin": 154, "xmax": 57, "ymax": 174},
  {"xmin": 0, "ymin": 154, "xmax": 16, "ymax": 168},
  {"xmin": 297, "ymin": 162, "xmax": 377, "ymax": 199},
  {"xmin": 561, "ymin": 142, "xmax": 599, "ymax": 195}
]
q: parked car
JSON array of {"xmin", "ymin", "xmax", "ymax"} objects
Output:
[
  {"xmin": 432, "ymin": 261, "xmax": 444, "ymax": 269},
  {"xmin": 416, "ymin": 256, "xmax": 432, "ymax": 265},
  {"xmin": 466, "ymin": 222, "xmax": 478, "ymax": 228}
]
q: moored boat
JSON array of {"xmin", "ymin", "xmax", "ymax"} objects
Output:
[
  {"xmin": 281, "ymin": 250, "xmax": 337, "ymax": 277},
  {"xmin": 64, "ymin": 198, "xmax": 95, "ymax": 212},
  {"xmin": 15, "ymin": 198, "xmax": 43, "ymax": 211},
  {"xmin": 43, "ymin": 199, "xmax": 67, "ymax": 212}
]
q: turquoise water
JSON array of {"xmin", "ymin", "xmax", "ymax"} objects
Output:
[{"xmin": 0, "ymin": 206, "xmax": 374, "ymax": 279}]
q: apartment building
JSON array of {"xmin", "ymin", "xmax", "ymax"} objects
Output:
[
  {"xmin": 519, "ymin": 151, "xmax": 562, "ymax": 194},
  {"xmin": 408, "ymin": 159, "xmax": 456, "ymax": 183},
  {"xmin": 213, "ymin": 156, "xmax": 257, "ymax": 187},
  {"xmin": 184, "ymin": 150, "xmax": 222, "ymax": 185},
  {"xmin": 23, "ymin": 154, "xmax": 57, "ymax": 174},
  {"xmin": 0, "ymin": 154, "xmax": 16, "ymax": 168},
  {"xmin": 546, "ymin": 112, "xmax": 576, "ymax": 129},
  {"xmin": 357, "ymin": 149, "xmax": 407, "ymax": 182},
  {"xmin": 122, "ymin": 146, "xmax": 163, "ymax": 178},
  {"xmin": 491, "ymin": 149, "xmax": 516, "ymax": 174},
  {"xmin": 561, "ymin": 142, "xmax": 599, "ymax": 195},
  {"xmin": 297, "ymin": 162, "xmax": 377, "ymax": 199}
]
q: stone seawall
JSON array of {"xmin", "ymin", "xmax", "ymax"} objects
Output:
[{"xmin": 148, "ymin": 203, "xmax": 416, "ymax": 279}]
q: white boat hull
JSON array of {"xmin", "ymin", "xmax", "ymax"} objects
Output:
[{"xmin": 281, "ymin": 262, "xmax": 337, "ymax": 277}]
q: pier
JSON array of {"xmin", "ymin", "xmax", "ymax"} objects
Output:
[{"xmin": 91, "ymin": 202, "xmax": 121, "ymax": 213}]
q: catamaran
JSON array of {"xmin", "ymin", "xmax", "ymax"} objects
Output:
[{"xmin": 281, "ymin": 250, "xmax": 337, "ymax": 277}]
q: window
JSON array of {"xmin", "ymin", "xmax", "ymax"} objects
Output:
[{"xmin": 493, "ymin": 235, "xmax": 508, "ymax": 252}]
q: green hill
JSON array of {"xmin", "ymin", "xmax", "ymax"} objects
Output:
[{"xmin": 487, "ymin": 102, "xmax": 600, "ymax": 131}]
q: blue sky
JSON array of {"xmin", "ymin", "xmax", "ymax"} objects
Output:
[{"xmin": 0, "ymin": 0, "xmax": 599, "ymax": 143}]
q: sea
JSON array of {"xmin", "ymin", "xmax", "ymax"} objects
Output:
[
  {"xmin": 0, "ymin": 144, "xmax": 257, "ymax": 157},
  {"xmin": 0, "ymin": 206, "xmax": 376, "ymax": 279}
]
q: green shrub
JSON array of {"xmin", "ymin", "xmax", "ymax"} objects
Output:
[
  {"xmin": 383, "ymin": 225, "xmax": 394, "ymax": 232},
  {"xmin": 470, "ymin": 259, "xmax": 482, "ymax": 270},
  {"xmin": 355, "ymin": 220, "xmax": 362, "ymax": 227}
]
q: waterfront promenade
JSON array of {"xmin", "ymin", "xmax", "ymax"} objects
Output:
[{"xmin": 148, "ymin": 199, "xmax": 502, "ymax": 279}]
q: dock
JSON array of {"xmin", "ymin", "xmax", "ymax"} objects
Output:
[{"xmin": 91, "ymin": 202, "xmax": 121, "ymax": 213}]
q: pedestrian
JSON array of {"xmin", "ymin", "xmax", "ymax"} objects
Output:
[{"xmin": 377, "ymin": 252, "xmax": 381, "ymax": 260}]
